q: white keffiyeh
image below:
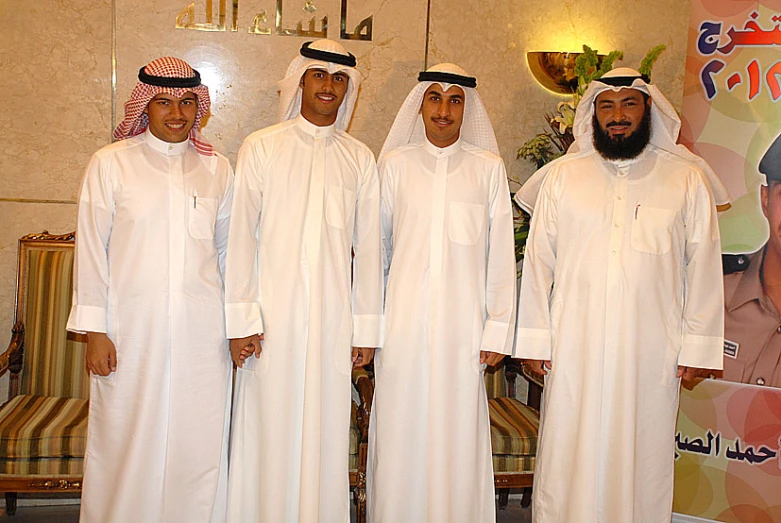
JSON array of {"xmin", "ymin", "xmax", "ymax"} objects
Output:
[
  {"xmin": 277, "ymin": 39, "xmax": 362, "ymax": 131},
  {"xmin": 379, "ymin": 63, "xmax": 499, "ymax": 162}
]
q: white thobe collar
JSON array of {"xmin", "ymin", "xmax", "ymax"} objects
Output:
[
  {"xmin": 423, "ymin": 136, "xmax": 462, "ymax": 159},
  {"xmin": 296, "ymin": 114, "xmax": 336, "ymax": 139},
  {"xmin": 606, "ymin": 145, "xmax": 651, "ymax": 170},
  {"xmin": 144, "ymin": 129, "xmax": 189, "ymax": 156},
  {"xmin": 602, "ymin": 145, "xmax": 656, "ymax": 178}
]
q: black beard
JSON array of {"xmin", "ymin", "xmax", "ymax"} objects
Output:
[{"xmin": 592, "ymin": 108, "xmax": 652, "ymax": 161}]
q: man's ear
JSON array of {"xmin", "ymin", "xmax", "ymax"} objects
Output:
[
  {"xmin": 761, "ymin": 183, "xmax": 770, "ymax": 219},
  {"xmin": 299, "ymin": 73, "xmax": 306, "ymax": 88}
]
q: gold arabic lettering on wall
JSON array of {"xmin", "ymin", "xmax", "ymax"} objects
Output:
[{"xmin": 176, "ymin": 0, "xmax": 373, "ymax": 40}]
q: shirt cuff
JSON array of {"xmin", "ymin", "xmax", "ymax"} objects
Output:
[
  {"xmin": 225, "ymin": 302, "xmax": 264, "ymax": 339},
  {"xmin": 66, "ymin": 305, "xmax": 106, "ymax": 334},
  {"xmin": 678, "ymin": 334, "xmax": 724, "ymax": 370},
  {"xmin": 513, "ymin": 328, "xmax": 552, "ymax": 360},
  {"xmin": 480, "ymin": 320, "xmax": 512, "ymax": 355},
  {"xmin": 352, "ymin": 314, "xmax": 382, "ymax": 348}
]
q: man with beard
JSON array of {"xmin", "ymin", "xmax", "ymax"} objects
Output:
[
  {"xmin": 224, "ymin": 39, "xmax": 383, "ymax": 522},
  {"xmin": 514, "ymin": 68, "xmax": 726, "ymax": 522}
]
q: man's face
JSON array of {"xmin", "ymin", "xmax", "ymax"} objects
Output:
[
  {"xmin": 299, "ymin": 68, "xmax": 349, "ymax": 126},
  {"xmin": 420, "ymin": 84, "xmax": 465, "ymax": 148},
  {"xmin": 592, "ymin": 88, "xmax": 652, "ymax": 160},
  {"xmin": 144, "ymin": 92, "xmax": 198, "ymax": 143},
  {"xmin": 761, "ymin": 181, "xmax": 781, "ymax": 254}
]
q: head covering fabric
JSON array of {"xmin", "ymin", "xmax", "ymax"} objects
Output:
[
  {"xmin": 277, "ymin": 39, "xmax": 363, "ymax": 131},
  {"xmin": 515, "ymin": 67, "xmax": 730, "ymax": 213},
  {"xmin": 379, "ymin": 63, "xmax": 499, "ymax": 162},
  {"xmin": 759, "ymin": 133, "xmax": 781, "ymax": 184},
  {"xmin": 113, "ymin": 57, "xmax": 213, "ymax": 156}
]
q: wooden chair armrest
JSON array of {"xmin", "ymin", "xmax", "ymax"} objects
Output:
[
  {"xmin": 521, "ymin": 361, "xmax": 545, "ymax": 389},
  {"xmin": 520, "ymin": 361, "xmax": 544, "ymax": 411},
  {"xmin": 0, "ymin": 322, "xmax": 25, "ymax": 378},
  {"xmin": 352, "ymin": 366, "xmax": 374, "ymax": 442}
]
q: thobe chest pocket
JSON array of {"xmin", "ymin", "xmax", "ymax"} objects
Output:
[
  {"xmin": 448, "ymin": 202, "xmax": 485, "ymax": 245},
  {"xmin": 631, "ymin": 205, "xmax": 675, "ymax": 255},
  {"xmin": 325, "ymin": 185, "xmax": 355, "ymax": 230},
  {"xmin": 189, "ymin": 197, "xmax": 218, "ymax": 239}
]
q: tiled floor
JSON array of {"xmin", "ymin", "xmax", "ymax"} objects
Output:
[{"xmin": 0, "ymin": 498, "xmax": 532, "ymax": 522}]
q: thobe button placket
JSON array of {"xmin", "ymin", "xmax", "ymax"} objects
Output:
[
  {"xmin": 605, "ymin": 165, "xmax": 628, "ymax": 355},
  {"xmin": 607, "ymin": 168, "xmax": 628, "ymax": 259}
]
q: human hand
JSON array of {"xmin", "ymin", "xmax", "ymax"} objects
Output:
[
  {"xmin": 479, "ymin": 351, "xmax": 505, "ymax": 367},
  {"xmin": 523, "ymin": 359, "xmax": 552, "ymax": 378},
  {"xmin": 352, "ymin": 347, "xmax": 375, "ymax": 368},
  {"xmin": 230, "ymin": 334, "xmax": 263, "ymax": 368},
  {"xmin": 676, "ymin": 365, "xmax": 703, "ymax": 383},
  {"xmin": 86, "ymin": 332, "xmax": 117, "ymax": 376}
]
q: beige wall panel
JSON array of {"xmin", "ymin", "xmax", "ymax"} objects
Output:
[{"xmin": 0, "ymin": 0, "xmax": 112, "ymax": 201}]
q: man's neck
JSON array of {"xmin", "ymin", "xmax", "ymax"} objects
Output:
[{"xmin": 300, "ymin": 110, "xmax": 336, "ymax": 128}]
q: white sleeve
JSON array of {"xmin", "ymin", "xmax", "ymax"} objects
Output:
[
  {"xmin": 514, "ymin": 169, "xmax": 559, "ymax": 360},
  {"xmin": 351, "ymin": 152, "xmax": 384, "ymax": 348},
  {"xmin": 224, "ymin": 139, "xmax": 265, "ymax": 339},
  {"xmin": 678, "ymin": 171, "xmax": 724, "ymax": 370},
  {"xmin": 480, "ymin": 160, "xmax": 517, "ymax": 356},
  {"xmin": 66, "ymin": 152, "xmax": 116, "ymax": 334},
  {"xmin": 215, "ymin": 158, "xmax": 234, "ymax": 279}
]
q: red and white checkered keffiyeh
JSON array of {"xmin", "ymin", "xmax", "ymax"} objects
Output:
[{"xmin": 113, "ymin": 57, "xmax": 214, "ymax": 156}]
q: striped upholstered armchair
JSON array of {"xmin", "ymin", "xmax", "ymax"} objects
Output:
[
  {"xmin": 0, "ymin": 232, "xmax": 88, "ymax": 515},
  {"xmin": 486, "ymin": 356, "xmax": 540, "ymax": 509}
]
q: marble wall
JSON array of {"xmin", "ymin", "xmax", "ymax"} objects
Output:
[{"xmin": 0, "ymin": 0, "xmax": 692, "ymax": 389}]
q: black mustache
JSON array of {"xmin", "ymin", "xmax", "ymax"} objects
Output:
[{"xmin": 607, "ymin": 121, "xmax": 632, "ymax": 128}]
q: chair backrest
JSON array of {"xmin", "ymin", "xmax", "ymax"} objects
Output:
[
  {"xmin": 13, "ymin": 232, "xmax": 89, "ymax": 400},
  {"xmin": 484, "ymin": 361, "xmax": 509, "ymax": 400}
]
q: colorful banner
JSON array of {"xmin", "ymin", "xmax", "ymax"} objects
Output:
[
  {"xmin": 673, "ymin": 379, "xmax": 781, "ymax": 522},
  {"xmin": 680, "ymin": 0, "xmax": 781, "ymax": 253}
]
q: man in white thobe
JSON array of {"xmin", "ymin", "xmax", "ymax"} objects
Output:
[
  {"xmin": 67, "ymin": 57, "xmax": 233, "ymax": 523},
  {"xmin": 367, "ymin": 63, "xmax": 517, "ymax": 523},
  {"xmin": 515, "ymin": 68, "xmax": 726, "ymax": 522},
  {"xmin": 225, "ymin": 39, "xmax": 383, "ymax": 522}
]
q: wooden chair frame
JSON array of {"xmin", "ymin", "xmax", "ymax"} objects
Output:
[{"xmin": 349, "ymin": 368, "xmax": 373, "ymax": 521}]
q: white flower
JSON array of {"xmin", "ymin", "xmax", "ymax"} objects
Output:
[{"xmin": 553, "ymin": 101, "xmax": 576, "ymax": 133}]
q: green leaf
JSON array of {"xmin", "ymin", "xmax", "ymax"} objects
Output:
[{"xmin": 639, "ymin": 44, "xmax": 667, "ymax": 78}]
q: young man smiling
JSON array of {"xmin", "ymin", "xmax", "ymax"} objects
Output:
[
  {"xmin": 224, "ymin": 40, "xmax": 382, "ymax": 523},
  {"xmin": 67, "ymin": 57, "xmax": 234, "ymax": 523},
  {"xmin": 367, "ymin": 63, "xmax": 516, "ymax": 523}
]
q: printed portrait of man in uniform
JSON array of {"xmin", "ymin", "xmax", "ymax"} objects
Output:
[{"xmin": 721, "ymin": 133, "xmax": 781, "ymax": 388}]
